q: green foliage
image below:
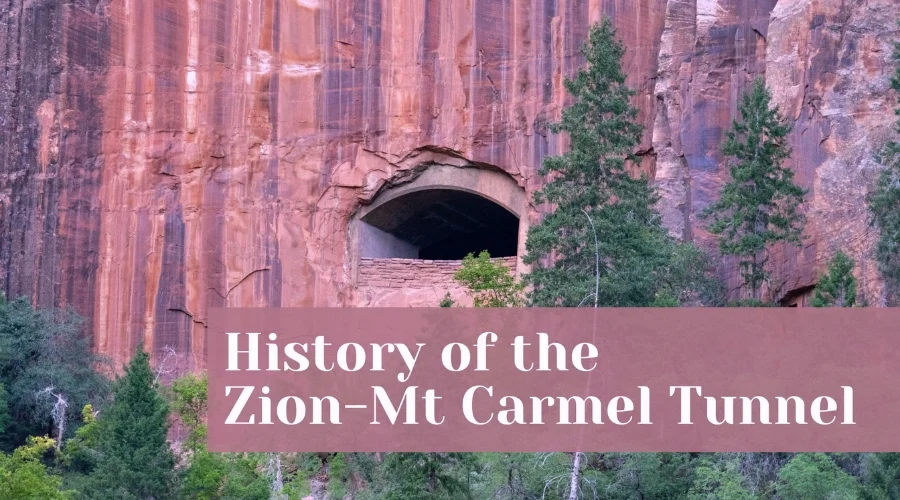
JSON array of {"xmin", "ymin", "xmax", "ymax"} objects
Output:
[
  {"xmin": 862, "ymin": 453, "xmax": 900, "ymax": 500},
  {"xmin": 60, "ymin": 404, "xmax": 100, "ymax": 473},
  {"xmin": 777, "ymin": 453, "xmax": 859, "ymax": 500},
  {"xmin": 439, "ymin": 293, "xmax": 455, "ymax": 308},
  {"xmin": 656, "ymin": 244, "xmax": 727, "ymax": 307},
  {"xmin": 650, "ymin": 290, "xmax": 681, "ymax": 307},
  {"xmin": 868, "ymin": 37, "xmax": 900, "ymax": 293},
  {"xmin": 168, "ymin": 373, "xmax": 208, "ymax": 452},
  {"xmin": 327, "ymin": 452, "xmax": 350, "ymax": 499},
  {"xmin": 0, "ymin": 297, "xmax": 111, "ymax": 449},
  {"xmin": 728, "ymin": 298, "xmax": 778, "ymax": 307},
  {"xmin": 523, "ymin": 19, "xmax": 722, "ymax": 308},
  {"xmin": 523, "ymin": 18, "xmax": 654, "ymax": 307},
  {"xmin": 688, "ymin": 455, "xmax": 753, "ymax": 500},
  {"xmin": 280, "ymin": 452, "xmax": 326, "ymax": 499},
  {"xmin": 701, "ymin": 77, "xmax": 806, "ymax": 301},
  {"xmin": 469, "ymin": 453, "xmax": 535, "ymax": 499},
  {"xmin": 333, "ymin": 452, "xmax": 380, "ymax": 500},
  {"xmin": 379, "ymin": 452, "xmax": 478, "ymax": 499},
  {"xmin": 600, "ymin": 453, "xmax": 696, "ymax": 499},
  {"xmin": 812, "ymin": 251, "xmax": 858, "ymax": 307},
  {"xmin": 181, "ymin": 451, "xmax": 269, "ymax": 500},
  {"xmin": 0, "ymin": 436, "xmax": 73, "ymax": 499},
  {"xmin": 166, "ymin": 373, "xmax": 274, "ymax": 499},
  {"xmin": 495, "ymin": 452, "xmax": 572, "ymax": 499},
  {"xmin": 0, "ymin": 383, "xmax": 10, "ymax": 437},
  {"xmin": 870, "ymin": 156, "xmax": 900, "ymax": 288},
  {"xmin": 81, "ymin": 348, "xmax": 176, "ymax": 500},
  {"xmin": 453, "ymin": 251, "xmax": 525, "ymax": 307},
  {"xmin": 492, "ymin": 452, "xmax": 698, "ymax": 500}
]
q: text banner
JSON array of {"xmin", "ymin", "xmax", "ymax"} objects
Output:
[{"xmin": 208, "ymin": 308, "xmax": 900, "ymax": 452}]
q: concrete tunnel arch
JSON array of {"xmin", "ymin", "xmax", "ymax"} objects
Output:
[{"xmin": 350, "ymin": 165, "xmax": 530, "ymax": 285}]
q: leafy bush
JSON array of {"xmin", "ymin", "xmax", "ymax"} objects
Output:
[
  {"xmin": 454, "ymin": 251, "xmax": 524, "ymax": 308},
  {"xmin": 0, "ymin": 436, "xmax": 73, "ymax": 499},
  {"xmin": 777, "ymin": 454, "xmax": 859, "ymax": 500},
  {"xmin": 812, "ymin": 251, "xmax": 857, "ymax": 307}
]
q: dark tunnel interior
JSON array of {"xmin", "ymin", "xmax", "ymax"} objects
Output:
[{"xmin": 359, "ymin": 189, "xmax": 519, "ymax": 260}]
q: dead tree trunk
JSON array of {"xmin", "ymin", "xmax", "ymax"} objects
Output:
[{"xmin": 568, "ymin": 452, "xmax": 582, "ymax": 500}]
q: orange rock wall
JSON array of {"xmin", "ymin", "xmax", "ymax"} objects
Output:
[{"xmin": 0, "ymin": 0, "xmax": 897, "ymax": 370}]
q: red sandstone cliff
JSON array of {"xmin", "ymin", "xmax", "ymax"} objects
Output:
[{"xmin": 0, "ymin": 0, "xmax": 897, "ymax": 370}]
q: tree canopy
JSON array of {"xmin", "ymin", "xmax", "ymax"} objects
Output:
[
  {"xmin": 524, "ymin": 18, "xmax": 721, "ymax": 308},
  {"xmin": 812, "ymin": 251, "xmax": 857, "ymax": 307},
  {"xmin": 81, "ymin": 349, "xmax": 176, "ymax": 500},
  {"xmin": 701, "ymin": 77, "xmax": 806, "ymax": 301}
]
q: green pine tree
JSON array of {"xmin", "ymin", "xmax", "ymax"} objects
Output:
[
  {"xmin": 82, "ymin": 348, "xmax": 176, "ymax": 500},
  {"xmin": 812, "ymin": 251, "xmax": 857, "ymax": 307},
  {"xmin": 868, "ymin": 35, "xmax": 900, "ymax": 298},
  {"xmin": 702, "ymin": 77, "xmax": 806, "ymax": 301},
  {"xmin": 524, "ymin": 18, "xmax": 677, "ymax": 307}
]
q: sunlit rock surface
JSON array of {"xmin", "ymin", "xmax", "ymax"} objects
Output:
[{"xmin": 0, "ymin": 0, "xmax": 896, "ymax": 369}]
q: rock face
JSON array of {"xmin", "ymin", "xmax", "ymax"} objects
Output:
[
  {"xmin": 0, "ymin": 0, "xmax": 897, "ymax": 370},
  {"xmin": 653, "ymin": 0, "xmax": 899, "ymax": 302}
]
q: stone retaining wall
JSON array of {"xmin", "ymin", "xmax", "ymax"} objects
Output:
[{"xmin": 358, "ymin": 257, "xmax": 517, "ymax": 289}]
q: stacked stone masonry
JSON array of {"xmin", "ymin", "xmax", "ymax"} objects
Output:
[{"xmin": 358, "ymin": 257, "xmax": 518, "ymax": 290}]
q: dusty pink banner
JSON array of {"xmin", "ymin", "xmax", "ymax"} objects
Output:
[{"xmin": 207, "ymin": 308, "xmax": 900, "ymax": 452}]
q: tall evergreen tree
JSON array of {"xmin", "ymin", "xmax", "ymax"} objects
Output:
[
  {"xmin": 82, "ymin": 348, "xmax": 176, "ymax": 500},
  {"xmin": 524, "ymin": 18, "xmax": 677, "ymax": 307},
  {"xmin": 812, "ymin": 251, "xmax": 857, "ymax": 307},
  {"xmin": 868, "ymin": 35, "xmax": 900, "ymax": 297},
  {"xmin": 702, "ymin": 77, "xmax": 806, "ymax": 301}
]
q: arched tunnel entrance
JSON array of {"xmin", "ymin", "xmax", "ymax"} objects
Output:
[
  {"xmin": 359, "ymin": 189, "xmax": 519, "ymax": 260},
  {"xmin": 351, "ymin": 166, "xmax": 529, "ymax": 306}
]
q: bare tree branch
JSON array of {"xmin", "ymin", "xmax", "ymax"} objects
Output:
[
  {"xmin": 37, "ymin": 386, "xmax": 68, "ymax": 451},
  {"xmin": 154, "ymin": 345, "xmax": 182, "ymax": 384}
]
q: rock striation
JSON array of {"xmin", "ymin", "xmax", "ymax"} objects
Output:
[{"xmin": 0, "ymin": 0, "xmax": 897, "ymax": 369}]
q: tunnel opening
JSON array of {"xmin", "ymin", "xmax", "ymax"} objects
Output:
[
  {"xmin": 358, "ymin": 188, "xmax": 520, "ymax": 260},
  {"xmin": 780, "ymin": 285, "xmax": 816, "ymax": 308}
]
